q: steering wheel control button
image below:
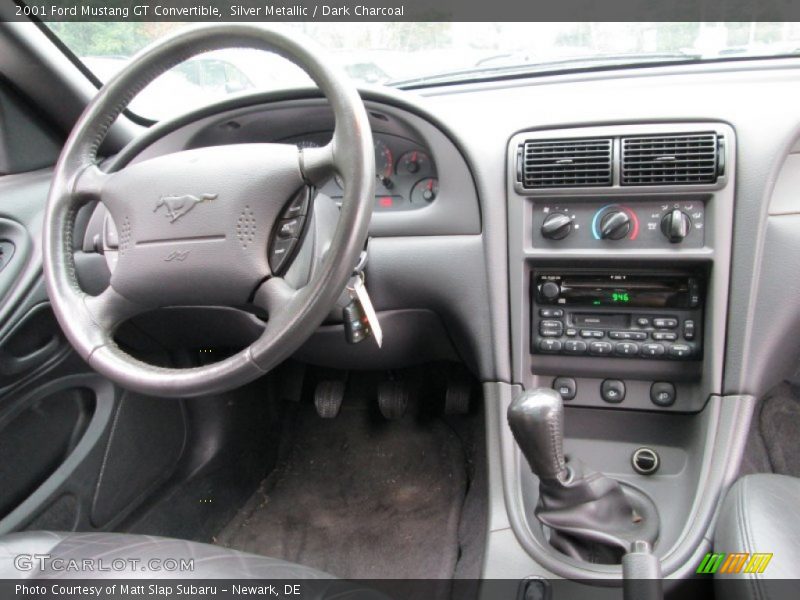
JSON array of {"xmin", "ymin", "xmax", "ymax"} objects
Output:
[
  {"xmin": 601, "ymin": 379, "xmax": 626, "ymax": 403},
  {"xmin": 650, "ymin": 382, "xmax": 676, "ymax": 407},
  {"xmin": 553, "ymin": 377, "xmax": 577, "ymax": 401},
  {"xmin": 563, "ymin": 340, "xmax": 587, "ymax": 355},
  {"xmin": 283, "ymin": 188, "xmax": 310, "ymax": 218},
  {"xmin": 269, "ymin": 237, "xmax": 298, "ymax": 273},
  {"xmin": 277, "ymin": 217, "xmax": 303, "ymax": 238},
  {"xmin": 538, "ymin": 339, "xmax": 562, "ymax": 353},
  {"xmin": 640, "ymin": 343, "xmax": 666, "ymax": 358},
  {"xmin": 632, "ymin": 447, "xmax": 660, "ymax": 475},
  {"xmin": 589, "ymin": 341, "xmax": 613, "ymax": 355}
]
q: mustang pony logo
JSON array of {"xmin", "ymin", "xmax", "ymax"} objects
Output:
[{"xmin": 154, "ymin": 193, "xmax": 217, "ymax": 223}]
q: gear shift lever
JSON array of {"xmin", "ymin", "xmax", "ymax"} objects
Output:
[
  {"xmin": 508, "ymin": 388, "xmax": 659, "ymax": 563},
  {"xmin": 507, "ymin": 388, "xmax": 569, "ymax": 482}
]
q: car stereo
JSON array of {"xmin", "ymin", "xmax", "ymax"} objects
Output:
[{"xmin": 531, "ymin": 271, "xmax": 704, "ymax": 360}]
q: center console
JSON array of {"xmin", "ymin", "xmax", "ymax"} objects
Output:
[{"xmin": 501, "ymin": 122, "xmax": 737, "ymax": 579}]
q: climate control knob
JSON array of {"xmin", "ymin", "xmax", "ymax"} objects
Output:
[
  {"xmin": 660, "ymin": 209, "xmax": 691, "ymax": 243},
  {"xmin": 599, "ymin": 210, "xmax": 631, "ymax": 240},
  {"xmin": 541, "ymin": 213, "xmax": 573, "ymax": 240}
]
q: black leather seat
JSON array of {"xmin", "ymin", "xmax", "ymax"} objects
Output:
[
  {"xmin": 0, "ymin": 531, "xmax": 386, "ymax": 598},
  {"xmin": 714, "ymin": 474, "xmax": 800, "ymax": 599}
]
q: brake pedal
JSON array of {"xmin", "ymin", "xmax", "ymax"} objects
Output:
[
  {"xmin": 314, "ymin": 380, "xmax": 345, "ymax": 419},
  {"xmin": 378, "ymin": 380, "xmax": 409, "ymax": 420}
]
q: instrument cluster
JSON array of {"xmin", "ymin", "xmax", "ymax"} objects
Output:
[{"xmin": 289, "ymin": 132, "xmax": 439, "ymax": 212}]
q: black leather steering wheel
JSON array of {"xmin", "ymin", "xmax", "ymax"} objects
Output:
[{"xmin": 43, "ymin": 25, "xmax": 375, "ymax": 397}]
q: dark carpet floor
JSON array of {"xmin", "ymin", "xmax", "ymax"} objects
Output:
[
  {"xmin": 214, "ymin": 399, "xmax": 468, "ymax": 581},
  {"xmin": 741, "ymin": 381, "xmax": 800, "ymax": 477}
]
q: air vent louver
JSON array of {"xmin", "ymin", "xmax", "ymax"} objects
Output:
[
  {"xmin": 622, "ymin": 133, "xmax": 720, "ymax": 186},
  {"xmin": 519, "ymin": 138, "xmax": 612, "ymax": 188}
]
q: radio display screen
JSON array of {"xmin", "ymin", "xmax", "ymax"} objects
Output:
[{"xmin": 536, "ymin": 274, "xmax": 700, "ymax": 308}]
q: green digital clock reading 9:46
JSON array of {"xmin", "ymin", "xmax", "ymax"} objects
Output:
[{"xmin": 611, "ymin": 292, "xmax": 631, "ymax": 303}]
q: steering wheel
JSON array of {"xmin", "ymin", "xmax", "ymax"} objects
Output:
[{"xmin": 43, "ymin": 25, "xmax": 375, "ymax": 397}]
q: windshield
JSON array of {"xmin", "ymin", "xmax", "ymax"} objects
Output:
[{"xmin": 49, "ymin": 22, "xmax": 800, "ymax": 121}]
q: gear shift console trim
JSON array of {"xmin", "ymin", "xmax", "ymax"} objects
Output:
[{"xmin": 508, "ymin": 388, "xmax": 660, "ymax": 564}]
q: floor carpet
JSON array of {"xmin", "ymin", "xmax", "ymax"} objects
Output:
[{"xmin": 215, "ymin": 399, "xmax": 468, "ymax": 582}]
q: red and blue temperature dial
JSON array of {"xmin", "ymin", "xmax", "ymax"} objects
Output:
[{"xmin": 591, "ymin": 204, "xmax": 640, "ymax": 241}]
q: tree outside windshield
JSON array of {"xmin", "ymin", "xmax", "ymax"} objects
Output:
[{"xmin": 49, "ymin": 22, "xmax": 800, "ymax": 120}]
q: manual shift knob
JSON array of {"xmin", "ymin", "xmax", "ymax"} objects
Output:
[{"xmin": 507, "ymin": 388, "xmax": 568, "ymax": 482}]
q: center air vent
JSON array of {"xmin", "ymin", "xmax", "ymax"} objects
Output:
[
  {"xmin": 519, "ymin": 138, "xmax": 612, "ymax": 188},
  {"xmin": 621, "ymin": 133, "xmax": 722, "ymax": 186}
]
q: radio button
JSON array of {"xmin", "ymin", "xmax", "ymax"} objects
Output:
[
  {"xmin": 667, "ymin": 343, "xmax": 693, "ymax": 358},
  {"xmin": 631, "ymin": 331, "xmax": 648, "ymax": 341},
  {"xmin": 539, "ymin": 339, "xmax": 562, "ymax": 353},
  {"xmin": 641, "ymin": 343, "xmax": 666, "ymax": 357},
  {"xmin": 539, "ymin": 308, "xmax": 564, "ymax": 318},
  {"xmin": 589, "ymin": 341, "xmax": 613, "ymax": 355},
  {"xmin": 683, "ymin": 320, "xmax": 696, "ymax": 341},
  {"xmin": 609, "ymin": 331, "xmax": 632, "ymax": 340},
  {"xmin": 539, "ymin": 320, "xmax": 564, "ymax": 337},
  {"xmin": 580, "ymin": 329, "xmax": 604, "ymax": 338},
  {"xmin": 636, "ymin": 317, "xmax": 651, "ymax": 327},
  {"xmin": 653, "ymin": 318, "xmax": 678, "ymax": 329},
  {"xmin": 539, "ymin": 281, "xmax": 561, "ymax": 302},
  {"xmin": 564, "ymin": 340, "xmax": 587, "ymax": 354},
  {"xmin": 652, "ymin": 331, "xmax": 678, "ymax": 342},
  {"xmin": 615, "ymin": 342, "xmax": 639, "ymax": 356},
  {"xmin": 565, "ymin": 327, "xmax": 578, "ymax": 337}
]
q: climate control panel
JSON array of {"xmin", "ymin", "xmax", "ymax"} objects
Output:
[{"xmin": 534, "ymin": 199, "xmax": 705, "ymax": 249}]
